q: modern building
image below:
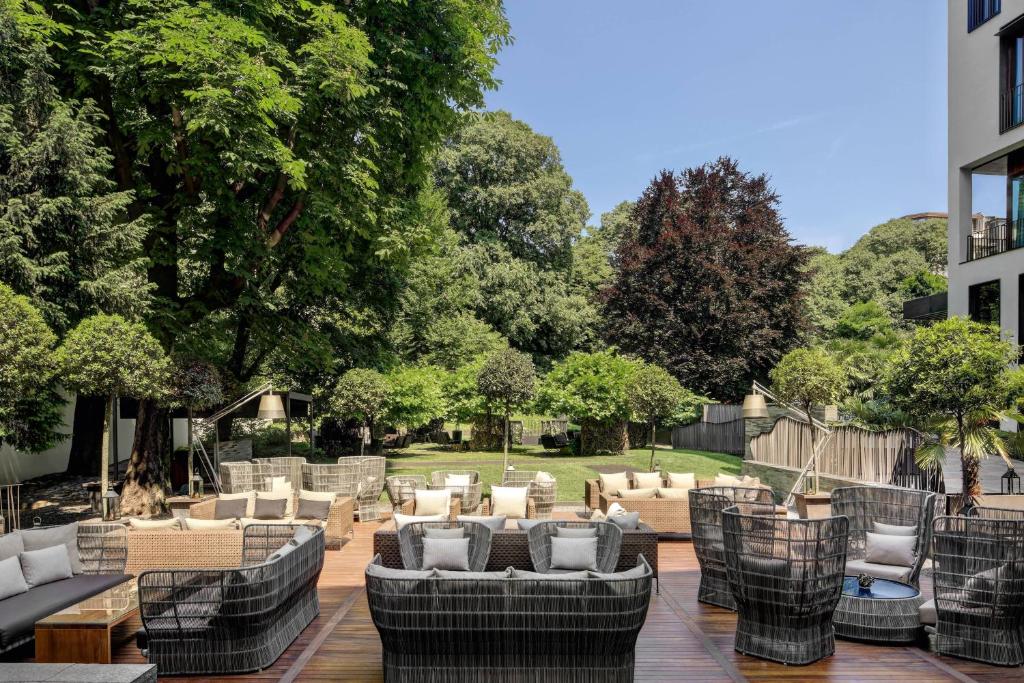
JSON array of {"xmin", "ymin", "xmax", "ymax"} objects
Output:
[{"xmin": 948, "ymin": 0, "xmax": 1024, "ymax": 341}]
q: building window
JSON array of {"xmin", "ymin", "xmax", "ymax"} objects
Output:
[
  {"xmin": 970, "ymin": 0, "xmax": 1001, "ymax": 31},
  {"xmin": 969, "ymin": 279, "xmax": 1001, "ymax": 325},
  {"xmin": 1002, "ymin": 26, "xmax": 1024, "ymax": 132}
]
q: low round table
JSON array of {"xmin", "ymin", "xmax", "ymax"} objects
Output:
[{"xmin": 833, "ymin": 576, "xmax": 924, "ymax": 643}]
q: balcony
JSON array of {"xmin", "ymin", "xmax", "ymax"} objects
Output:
[
  {"xmin": 1000, "ymin": 83, "xmax": 1024, "ymax": 133},
  {"xmin": 965, "ymin": 216, "xmax": 1024, "ymax": 261},
  {"xmin": 902, "ymin": 291, "xmax": 948, "ymax": 323}
]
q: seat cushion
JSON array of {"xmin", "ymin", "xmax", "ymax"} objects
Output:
[
  {"xmin": 919, "ymin": 598, "xmax": 936, "ymax": 625},
  {"xmin": 0, "ymin": 573, "xmax": 131, "ymax": 648},
  {"xmin": 846, "ymin": 559, "xmax": 912, "ymax": 583}
]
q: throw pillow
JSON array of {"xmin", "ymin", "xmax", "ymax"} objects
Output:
[
  {"xmin": 489, "ymin": 486, "xmax": 529, "ymax": 518},
  {"xmin": 365, "ymin": 562, "xmax": 433, "ymax": 580},
  {"xmin": 598, "ymin": 472, "xmax": 630, "ymax": 494},
  {"xmin": 617, "ymin": 487, "xmax": 656, "ymax": 499},
  {"xmin": 0, "ymin": 555, "xmax": 28, "ymax": 600},
  {"xmin": 19, "ymin": 545, "xmax": 73, "ymax": 588},
  {"xmin": 253, "ymin": 496, "xmax": 288, "ymax": 520},
  {"xmin": 298, "ymin": 489, "xmax": 336, "ymax": 504},
  {"xmin": 128, "ymin": 517, "xmax": 181, "ymax": 530},
  {"xmin": 424, "ymin": 526, "xmax": 466, "ymax": 539},
  {"xmin": 510, "ymin": 567, "xmax": 589, "ymax": 580},
  {"xmin": 607, "ymin": 511, "xmax": 641, "ymax": 530},
  {"xmin": 550, "ymin": 536, "xmax": 598, "ymax": 571},
  {"xmin": 215, "ymin": 497, "xmax": 248, "ymax": 520},
  {"xmin": 740, "ymin": 475, "xmax": 762, "ymax": 488},
  {"xmin": 667, "ymin": 472, "xmax": 695, "ymax": 489},
  {"xmin": 21, "ymin": 522, "xmax": 81, "ymax": 574},
  {"xmin": 259, "ymin": 487, "xmax": 294, "ymax": 516},
  {"xmin": 217, "ymin": 491, "xmax": 256, "ymax": 517},
  {"xmin": 605, "ymin": 502, "xmax": 627, "ymax": 517},
  {"xmin": 865, "ymin": 531, "xmax": 916, "ymax": 567},
  {"xmin": 263, "ymin": 475, "xmax": 288, "ymax": 490},
  {"xmin": 589, "ymin": 509, "xmax": 607, "ymax": 521},
  {"xmin": 632, "ymin": 472, "xmax": 663, "ymax": 489},
  {"xmin": 393, "ymin": 513, "xmax": 447, "ymax": 530},
  {"xmin": 183, "ymin": 518, "xmax": 238, "ymax": 530},
  {"xmin": 535, "ymin": 471, "xmax": 556, "ymax": 483},
  {"xmin": 714, "ymin": 473, "xmax": 741, "ymax": 487},
  {"xmin": 0, "ymin": 531, "xmax": 24, "ymax": 562},
  {"xmin": 656, "ymin": 488, "xmax": 689, "ymax": 499},
  {"xmin": 517, "ymin": 519, "xmax": 545, "ymax": 531},
  {"xmin": 268, "ymin": 541, "xmax": 297, "ymax": 563},
  {"xmin": 295, "ymin": 496, "xmax": 332, "ymax": 520},
  {"xmin": 292, "ymin": 525, "xmax": 315, "ymax": 545},
  {"xmin": 555, "ymin": 526, "xmax": 598, "ymax": 538},
  {"xmin": 444, "ymin": 474, "xmax": 472, "ymax": 487},
  {"xmin": 873, "ymin": 522, "xmax": 918, "ymax": 537},
  {"xmin": 422, "ymin": 537, "xmax": 471, "ymax": 571},
  {"xmin": 414, "ymin": 489, "xmax": 451, "ymax": 516},
  {"xmin": 456, "ymin": 515, "xmax": 506, "ymax": 531}
]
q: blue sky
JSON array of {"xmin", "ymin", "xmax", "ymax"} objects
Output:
[{"xmin": 483, "ymin": 1, "xmax": 948, "ymax": 253}]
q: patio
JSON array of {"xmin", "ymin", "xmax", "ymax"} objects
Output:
[{"xmin": 73, "ymin": 513, "xmax": 1011, "ymax": 683}]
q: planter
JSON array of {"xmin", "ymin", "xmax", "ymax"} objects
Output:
[{"xmin": 794, "ymin": 491, "xmax": 832, "ymax": 519}]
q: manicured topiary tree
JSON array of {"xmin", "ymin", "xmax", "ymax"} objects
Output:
[
  {"xmin": 476, "ymin": 349, "xmax": 536, "ymax": 471},
  {"xmin": 170, "ymin": 360, "xmax": 223, "ymax": 494},
  {"xmin": 332, "ymin": 368, "xmax": 390, "ymax": 456},
  {"xmin": 56, "ymin": 314, "xmax": 170, "ymax": 514},
  {"xmin": 628, "ymin": 362, "xmax": 686, "ymax": 472}
]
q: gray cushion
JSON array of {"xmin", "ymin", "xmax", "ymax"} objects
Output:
[
  {"xmin": 555, "ymin": 526, "xmax": 598, "ymax": 538},
  {"xmin": 550, "ymin": 536, "xmax": 598, "ymax": 571},
  {"xmin": 295, "ymin": 497, "xmax": 331, "ymax": 520},
  {"xmin": 423, "ymin": 527, "xmax": 466, "ymax": 539},
  {"xmin": 846, "ymin": 558, "xmax": 912, "ymax": 583},
  {"xmin": 919, "ymin": 598, "xmax": 936, "ymax": 625},
  {"xmin": 215, "ymin": 497, "xmax": 248, "ymax": 520},
  {"xmin": 0, "ymin": 532, "xmax": 23, "ymax": 563},
  {"xmin": 20, "ymin": 545, "xmax": 73, "ymax": 588},
  {"xmin": 510, "ymin": 568, "xmax": 589, "ymax": 580},
  {"xmin": 292, "ymin": 525, "xmax": 315, "ymax": 545},
  {"xmin": 588, "ymin": 563, "xmax": 648, "ymax": 581},
  {"xmin": 430, "ymin": 569, "xmax": 509, "ymax": 579},
  {"xmin": 873, "ymin": 522, "xmax": 917, "ymax": 537},
  {"xmin": 267, "ymin": 540, "xmax": 297, "ymax": 563},
  {"xmin": 365, "ymin": 563, "xmax": 433, "ymax": 580},
  {"xmin": 422, "ymin": 537, "xmax": 470, "ymax": 571},
  {"xmin": 456, "ymin": 515, "xmax": 506, "ymax": 532},
  {"xmin": 20, "ymin": 523, "xmax": 80, "ymax": 574},
  {"xmin": 0, "ymin": 555, "xmax": 28, "ymax": 601},
  {"xmin": 607, "ymin": 512, "xmax": 641, "ymax": 531},
  {"xmin": 253, "ymin": 496, "xmax": 287, "ymax": 520},
  {"xmin": 516, "ymin": 519, "xmax": 544, "ymax": 531},
  {"xmin": 865, "ymin": 531, "xmax": 916, "ymax": 566},
  {"xmin": 0, "ymin": 573, "xmax": 130, "ymax": 649}
]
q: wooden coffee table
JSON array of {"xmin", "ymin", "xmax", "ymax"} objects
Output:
[{"xmin": 35, "ymin": 580, "xmax": 138, "ymax": 664}]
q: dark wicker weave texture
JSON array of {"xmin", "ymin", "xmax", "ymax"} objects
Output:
[
  {"xmin": 688, "ymin": 487, "xmax": 774, "ymax": 609},
  {"xmin": 722, "ymin": 503, "xmax": 849, "ymax": 666},
  {"xmin": 78, "ymin": 522, "xmax": 128, "ymax": 575},
  {"xmin": 138, "ymin": 524, "xmax": 325, "ymax": 675},
  {"xmin": 365, "ymin": 553, "xmax": 653, "ymax": 682},
  {"xmin": 930, "ymin": 515, "xmax": 1024, "ymax": 666},
  {"xmin": 429, "ymin": 471, "xmax": 484, "ymax": 514},
  {"xmin": 968, "ymin": 504, "xmax": 1024, "ymax": 521},
  {"xmin": 398, "ymin": 521, "xmax": 493, "ymax": 571},
  {"xmin": 527, "ymin": 521, "xmax": 622, "ymax": 573}
]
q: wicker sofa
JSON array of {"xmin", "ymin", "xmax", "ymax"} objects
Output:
[
  {"xmin": 138, "ymin": 524, "xmax": 325, "ymax": 675},
  {"xmin": 587, "ymin": 475, "xmax": 717, "ymax": 535},
  {"xmin": 365, "ymin": 553, "xmax": 653, "ymax": 682},
  {"xmin": 190, "ymin": 493, "xmax": 354, "ymax": 546}
]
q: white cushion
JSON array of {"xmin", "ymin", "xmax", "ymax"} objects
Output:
[
  {"xmin": 0, "ymin": 555, "xmax": 28, "ymax": 600},
  {"xmin": 740, "ymin": 475, "xmax": 762, "ymax": 487},
  {"xmin": 423, "ymin": 527, "xmax": 466, "ymax": 539},
  {"xmin": 589, "ymin": 509, "xmax": 607, "ymax": 521},
  {"xmin": 290, "ymin": 518, "xmax": 326, "ymax": 528},
  {"xmin": 299, "ymin": 489, "xmax": 337, "ymax": 503},
  {"xmin": 240, "ymin": 517, "xmax": 297, "ymax": 527},
  {"xmin": 919, "ymin": 598, "xmax": 936, "ymax": 625},
  {"xmin": 617, "ymin": 487, "xmax": 656, "ymax": 499},
  {"xmin": 667, "ymin": 472, "xmax": 695, "ymax": 489},
  {"xmin": 555, "ymin": 526, "xmax": 598, "ymax": 538},
  {"xmin": 19, "ymin": 545, "xmax": 73, "ymax": 588},
  {"xmin": 264, "ymin": 475, "xmax": 288, "ymax": 489},
  {"xmin": 128, "ymin": 517, "xmax": 181, "ymax": 530},
  {"xmin": 259, "ymin": 487, "xmax": 294, "ymax": 517},
  {"xmin": 422, "ymin": 537, "xmax": 470, "ymax": 571},
  {"xmin": 393, "ymin": 513, "xmax": 447, "ymax": 530},
  {"xmin": 535, "ymin": 471, "xmax": 556, "ymax": 483},
  {"xmin": 550, "ymin": 536, "xmax": 598, "ymax": 571},
  {"xmin": 605, "ymin": 502, "xmax": 627, "ymax": 517},
  {"xmin": 846, "ymin": 558, "xmax": 912, "ymax": 583},
  {"xmin": 490, "ymin": 486, "xmax": 529, "ymax": 518},
  {"xmin": 218, "ymin": 491, "xmax": 256, "ymax": 517},
  {"xmin": 865, "ymin": 531, "xmax": 916, "ymax": 567},
  {"xmin": 599, "ymin": 472, "xmax": 630, "ymax": 494},
  {"xmin": 414, "ymin": 489, "xmax": 451, "ymax": 516},
  {"xmin": 632, "ymin": 472, "xmax": 663, "ymax": 489},
  {"xmin": 714, "ymin": 473, "xmax": 741, "ymax": 487},
  {"xmin": 184, "ymin": 518, "xmax": 239, "ymax": 530},
  {"xmin": 873, "ymin": 522, "xmax": 917, "ymax": 536},
  {"xmin": 444, "ymin": 474, "xmax": 472, "ymax": 487},
  {"xmin": 656, "ymin": 488, "xmax": 689, "ymax": 500}
]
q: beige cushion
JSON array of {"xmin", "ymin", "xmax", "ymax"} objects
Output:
[
  {"xmin": 714, "ymin": 473, "xmax": 741, "ymax": 487},
  {"xmin": 184, "ymin": 518, "xmax": 239, "ymax": 531},
  {"xmin": 846, "ymin": 558, "xmax": 912, "ymax": 583},
  {"xmin": 240, "ymin": 517, "xmax": 297, "ymax": 527},
  {"xmin": 535, "ymin": 471, "xmax": 556, "ymax": 483},
  {"xmin": 218, "ymin": 491, "xmax": 255, "ymax": 517},
  {"xmin": 617, "ymin": 487, "xmax": 656, "ymax": 499},
  {"xmin": 598, "ymin": 472, "xmax": 630, "ymax": 494},
  {"xmin": 589, "ymin": 509, "xmax": 607, "ymax": 521},
  {"xmin": 632, "ymin": 472, "xmax": 663, "ymax": 489},
  {"xmin": 918, "ymin": 598, "xmax": 936, "ymax": 625},
  {"xmin": 490, "ymin": 486, "xmax": 529, "ymax": 518},
  {"xmin": 865, "ymin": 531, "xmax": 916, "ymax": 566},
  {"xmin": 667, "ymin": 472, "xmax": 695, "ymax": 489},
  {"xmin": 259, "ymin": 487, "xmax": 294, "ymax": 517},
  {"xmin": 290, "ymin": 518, "xmax": 326, "ymax": 528},
  {"xmin": 740, "ymin": 475, "xmax": 762, "ymax": 487},
  {"xmin": 393, "ymin": 513, "xmax": 447, "ymax": 530},
  {"xmin": 299, "ymin": 489, "xmax": 337, "ymax": 503},
  {"xmin": 128, "ymin": 517, "xmax": 181, "ymax": 530},
  {"xmin": 264, "ymin": 475, "xmax": 288, "ymax": 490},
  {"xmin": 657, "ymin": 488, "xmax": 689, "ymax": 500},
  {"xmin": 605, "ymin": 502, "xmax": 627, "ymax": 517},
  {"xmin": 444, "ymin": 474, "xmax": 472, "ymax": 487},
  {"xmin": 414, "ymin": 489, "xmax": 451, "ymax": 516}
]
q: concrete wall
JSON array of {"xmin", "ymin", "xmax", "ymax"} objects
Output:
[{"xmin": 741, "ymin": 461, "xmax": 866, "ymax": 504}]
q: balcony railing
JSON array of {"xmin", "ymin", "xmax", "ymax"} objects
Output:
[
  {"xmin": 969, "ymin": 0, "xmax": 1000, "ymax": 32},
  {"xmin": 1001, "ymin": 83, "xmax": 1024, "ymax": 133},
  {"xmin": 965, "ymin": 217, "xmax": 1024, "ymax": 261}
]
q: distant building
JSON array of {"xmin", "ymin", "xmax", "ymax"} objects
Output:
[{"xmin": 900, "ymin": 211, "xmax": 949, "ymax": 222}]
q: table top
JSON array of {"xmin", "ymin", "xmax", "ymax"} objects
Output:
[
  {"xmin": 842, "ymin": 576, "xmax": 919, "ymax": 600},
  {"xmin": 36, "ymin": 580, "xmax": 138, "ymax": 628}
]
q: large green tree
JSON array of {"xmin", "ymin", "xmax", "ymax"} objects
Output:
[{"xmin": 11, "ymin": 0, "xmax": 510, "ymax": 509}]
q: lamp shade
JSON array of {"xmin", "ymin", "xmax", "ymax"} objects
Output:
[
  {"xmin": 742, "ymin": 393, "xmax": 769, "ymax": 419},
  {"xmin": 257, "ymin": 393, "xmax": 286, "ymax": 419}
]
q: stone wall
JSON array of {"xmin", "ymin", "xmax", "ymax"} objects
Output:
[{"xmin": 741, "ymin": 460, "xmax": 864, "ymax": 503}]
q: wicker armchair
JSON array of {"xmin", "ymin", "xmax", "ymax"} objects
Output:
[
  {"xmin": 527, "ymin": 521, "xmax": 622, "ymax": 573},
  {"xmin": 689, "ymin": 486, "xmax": 775, "ymax": 609},
  {"xmin": 219, "ymin": 462, "xmax": 275, "ymax": 493},
  {"xmin": 138, "ymin": 524, "xmax": 325, "ymax": 675},
  {"xmin": 502, "ymin": 470, "xmax": 557, "ymax": 518},
  {"xmin": 397, "ymin": 521, "xmax": 493, "ymax": 571},
  {"xmin": 429, "ymin": 470, "xmax": 484, "ymax": 514},
  {"xmin": 386, "ymin": 475, "xmax": 426, "ymax": 512},
  {"xmin": 830, "ymin": 485, "xmax": 935, "ymax": 587},
  {"xmin": 252, "ymin": 456, "xmax": 306, "ymax": 489},
  {"xmin": 339, "ymin": 456, "xmax": 386, "ymax": 521},
  {"xmin": 968, "ymin": 504, "xmax": 1024, "ymax": 520},
  {"xmin": 78, "ymin": 523, "xmax": 129, "ymax": 575},
  {"xmin": 722, "ymin": 503, "xmax": 849, "ymax": 665},
  {"xmin": 190, "ymin": 493, "xmax": 354, "ymax": 546},
  {"xmin": 928, "ymin": 515, "xmax": 1024, "ymax": 665}
]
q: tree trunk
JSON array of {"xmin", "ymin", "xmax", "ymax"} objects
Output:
[
  {"xmin": 957, "ymin": 413, "xmax": 981, "ymax": 502},
  {"xmin": 101, "ymin": 395, "xmax": 113, "ymax": 494},
  {"xmin": 502, "ymin": 414, "xmax": 509, "ymax": 472},
  {"xmin": 648, "ymin": 421, "xmax": 656, "ymax": 472},
  {"xmin": 187, "ymin": 408, "xmax": 194, "ymax": 496},
  {"xmin": 120, "ymin": 399, "xmax": 170, "ymax": 516},
  {"xmin": 66, "ymin": 394, "xmax": 106, "ymax": 476},
  {"xmin": 359, "ymin": 420, "xmax": 366, "ymax": 457}
]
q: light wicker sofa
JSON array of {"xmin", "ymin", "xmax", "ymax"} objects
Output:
[
  {"xmin": 592, "ymin": 476, "xmax": 715, "ymax": 535},
  {"xmin": 127, "ymin": 529, "xmax": 243, "ymax": 574},
  {"xmin": 190, "ymin": 494, "xmax": 354, "ymax": 546}
]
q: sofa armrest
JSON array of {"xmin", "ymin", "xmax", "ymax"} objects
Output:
[
  {"xmin": 400, "ymin": 499, "xmax": 415, "ymax": 515},
  {"xmin": 584, "ymin": 479, "xmax": 601, "ymax": 510},
  {"xmin": 326, "ymin": 496, "xmax": 354, "ymax": 543},
  {"xmin": 189, "ymin": 498, "xmax": 217, "ymax": 520}
]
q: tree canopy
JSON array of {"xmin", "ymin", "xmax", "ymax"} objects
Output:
[{"xmin": 770, "ymin": 347, "xmax": 847, "ymax": 422}]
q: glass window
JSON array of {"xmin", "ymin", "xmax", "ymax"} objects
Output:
[
  {"xmin": 970, "ymin": 0, "xmax": 1001, "ymax": 32},
  {"xmin": 969, "ymin": 280, "xmax": 1001, "ymax": 325}
]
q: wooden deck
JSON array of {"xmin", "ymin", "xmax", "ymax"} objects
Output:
[{"xmin": 91, "ymin": 518, "xmax": 1017, "ymax": 682}]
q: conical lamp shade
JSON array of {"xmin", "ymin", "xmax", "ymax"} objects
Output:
[
  {"xmin": 742, "ymin": 394, "xmax": 768, "ymax": 419},
  {"xmin": 257, "ymin": 393, "xmax": 286, "ymax": 419}
]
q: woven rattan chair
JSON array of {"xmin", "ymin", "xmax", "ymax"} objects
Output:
[
  {"xmin": 830, "ymin": 485, "xmax": 935, "ymax": 588},
  {"xmin": 138, "ymin": 524, "xmax": 325, "ymax": 675},
  {"xmin": 386, "ymin": 475, "xmax": 427, "ymax": 512},
  {"xmin": 688, "ymin": 486, "xmax": 775, "ymax": 609},
  {"xmin": 397, "ymin": 521, "xmax": 493, "ymax": 571},
  {"xmin": 219, "ymin": 462, "xmax": 276, "ymax": 493},
  {"xmin": 429, "ymin": 470, "xmax": 483, "ymax": 514},
  {"xmin": 338, "ymin": 455, "xmax": 386, "ymax": 520},
  {"xmin": 78, "ymin": 522, "xmax": 129, "ymax": 575},
  {"xmin": 929, "ymin": 515, "xmax": 1024, "ymax": 665},
  {"xmin": 527, "ymin": 521, "xmax": 622, "ymax": 573},
  {"xmin": 968, "ymin": 504, "xmax": 1024, "ymax": 520},
  {"xmin": 252, "ymin": 456, "xmax": 306, "ymax": 490},
  {"xmin": 722, "ymin": 503, "xmax": 849, "ymax": 665},
  {"xmin": 502, "ymin": 469, "xmax": 557, "ymax": 519}
]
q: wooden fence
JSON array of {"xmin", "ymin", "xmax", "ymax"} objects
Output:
[
  {"xmin": 748, "ymin": 416, "xmax": 934, "ymax": 488},
  {"xmin": 672, "ymin": 419, "xmax": 745, "ymax": 455},
  {"xmin": 703, "ymin": 404, "xmax": 743, "ymax": 424}
]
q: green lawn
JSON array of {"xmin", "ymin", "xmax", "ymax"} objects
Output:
[{"xmin": 382, "ymin": 443, "xmax": 742, "ymax": 502}]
